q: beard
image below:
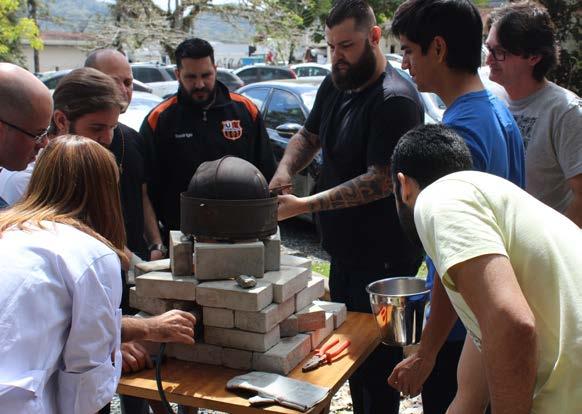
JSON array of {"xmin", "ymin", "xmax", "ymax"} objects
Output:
[
  {"xmin": 395, "ymin": 190, "xmax": 424, "ymax": 250},
  {"xmin": 332, "ymin": 40, "xmax": 377, "ymax": 91},
  {"xmin": 179, "ymin": 81, "xmax": 216, "ymax": 107}
]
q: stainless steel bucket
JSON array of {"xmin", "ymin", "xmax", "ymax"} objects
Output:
[{"xmin": 366, "ymin": 277, "xmax": 430, "ymax": 346}]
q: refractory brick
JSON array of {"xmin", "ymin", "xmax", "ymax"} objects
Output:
[
  {"xmin": 263, "ymin": 266, "xmax": 310, "ymax": 303},
  {"xmin": 296, "ymin": 304, "xmax": 326, "ymax": 332},
  {"xmin": 203, "ymin": 307, "xmax": 234, "ymax": 328},
  {"xmin": 135, "ymin": 272, "xmax": 198, "ymax": 301},
  {"xmin": 167, "ymin": 342, "xmax": 222, "ymax": 365},
  {"xmin": 280, "ymin": 255, "xmax": 311, "ymax": 269},
  {"xmin": 313, "ymin": 300, "xmax": 348, "ymax": 329},
  {"xmin": 252, "ymin": 333, "xmax": 311, "ymax": 375},
  {"xmin": 222, "ymin": 347, "xmax": 253, "ymax": 370},
  {"xmin": 129, "ymin": 286, "xmax": 196, "ymax": 315},
  {"xmin": 234, "ymin": 297, "xmax": 295, "ymax": 333},
  {"xmin": 309, "ymin": 312, "xmax": 334, "ymax": 350},
  {"xmin": 279, "ymin": 314, "xmax": 299, "ymax": 338},
  {"xmin": 196, "ymin": 279, "xmax": 273, "ymax": 312},
  {"xmin": 295, "ymin": 274, "xmax": 326, "ymax": 311},
  {"xmin": 195, "ymin": 241, "xmax": 264, "ymax": 280},
  {"xmin": 204, "ymin": 325, "xmax": 280, "ymax": 352},
  {"xmin": 135, "ymin": 258, "xmax": 171, "ymax": 278},
  {"xmin": 170, "ymin": 231, "xmax": 194, "ymax": 276},
  {"xmin": 262, "ymin": 226, "xmax": 281, "ymax": 272}
]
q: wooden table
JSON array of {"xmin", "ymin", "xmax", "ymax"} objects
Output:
[{"xmin": 118, "ymin": 312, "xmax": 381, "ymax": 413}]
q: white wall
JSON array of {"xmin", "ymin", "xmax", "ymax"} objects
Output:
[{"xmin": 22, "ymin": 43, "xmax": 88, "ymax": 73}]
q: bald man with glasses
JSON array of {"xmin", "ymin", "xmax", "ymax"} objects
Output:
[{"xmin": 0, "ymin": 63, "xmax": 52, "ymax": 207}]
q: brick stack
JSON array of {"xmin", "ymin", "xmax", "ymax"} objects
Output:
[{"xmin": 130, "ymin": 227, "xmax": 347, "ymax": 375}]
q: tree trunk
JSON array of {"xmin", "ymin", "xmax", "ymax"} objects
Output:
[{"xmin": 28, "ymin": 0, "xmax": 40, "ymax": 73}]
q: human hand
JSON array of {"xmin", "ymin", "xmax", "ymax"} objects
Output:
[
  {"xmin": 387, "ymin": 352, "xmax": 436, "ymax": 397},
  {"xmin": 269, "ymin": 171, "xmax": 293, "ymax": 195},
  {"xmin": 149, "ymin": 249, "xmax": 165, "ymax": 261},
  {"xmin": 145, "ymin": 310, "xmax": 196, "ymax": 344},
  {"xmin": 277, "ymin": 194, "xmax": 308, "ymax": 221},
  {"xmin": 121, "ymin": 341, "xmax": 153, "ymax": 374}
]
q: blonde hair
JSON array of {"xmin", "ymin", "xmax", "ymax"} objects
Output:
[{"xmin": 0, "ymin": 135, "xmax": 127, "ymax": 263}]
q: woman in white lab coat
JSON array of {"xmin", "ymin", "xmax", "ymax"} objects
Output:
[{"xmin": 0, "ymin": 135, "xmax": 127, "ymax": 413}]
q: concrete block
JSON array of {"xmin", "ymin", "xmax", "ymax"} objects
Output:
[
  {"xmin": 263, "ymin": 266, "xmax": 310, "ymax": 303},
  {"xmin": 135, "ymin": 272, "xmax": 198, "ymax": 301},
  {"xmin": 235, "ymin": 297, "xmax": 295, "ymax": 333},
  {"xmin": 204, "ymin": 325, "xmax": 280, "ymax": 352},
  {"xmin": 262, "ymin": 226, "xmax": 281, "ymax": 272},
  {"xmin": 203, "ymin": 307, "xmax": 234, "ymax": 328},
  {"xmin": 309, "ymin": 312, "xmax": 334, "ymax": 350},
  {"xmin": 252, "ymin": 334, "xmax": 311, "ymax": 375},
  {"xmin": 167, "ymin": 342, "xmax": 222, "ymax": 365},
  {"xmin": 313, "ymin": 300, "xmax": 348, "ymax": 329},
  {"xmin": 295, "ymin": 274, "xmax": 326, "ymax": 311},
  {"xmin": 135, "ymin": 259, "xmax": 171, "ymax": 278},
  {"xmin": 129, "ymin": 286, "xmax": 196, "ymax": 315},
  {"xmin": 170, "ymin": 231, "xmax": 194, "ymax": 276},
  {"xmin": 195, "ymin": 241, "xmax": 264, "ymax": 280},
  {"xmin": 280, "ymin": 315, "xmax": 299, "ymax": 338},
  {"xmin": 280, "ymin": 254, "xmax": 311, "ymax": 269},
  {"xmin": 296, "ymin": 304, "xmax": 326, "ymax": 332},
  {"xmin": 196, "ymin": 279, "xmax": 273, "ymax": 312},
  {"xmin": 222, "ymin": 347, "xmax": 253, "ymax": 370}
]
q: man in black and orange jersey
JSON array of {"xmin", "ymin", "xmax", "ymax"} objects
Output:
[{"xmin": 141, "ymin": 38, "xmax": 277, "ymax": 235}]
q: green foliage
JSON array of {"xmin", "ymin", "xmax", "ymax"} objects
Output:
[
  {"xmin": 538, "ymin": 0, "xmax": 581, "ymax": 95},
  {"xmin": 0, "ymin": 0, "xmax": 43, "ymax": 64}
]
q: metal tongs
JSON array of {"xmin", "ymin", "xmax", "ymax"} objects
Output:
[{"xmin": 302, "ymin": 338, "xmax": 351, "ymax": 372}]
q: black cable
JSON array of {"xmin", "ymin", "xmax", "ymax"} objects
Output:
[{"xmin": 155, "ymin": 343, "xmax": 175, "ymax": 414}]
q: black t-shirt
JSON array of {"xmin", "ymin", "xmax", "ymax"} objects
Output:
[
  {"xmin": 304, "ymin": 65, "xmax": 424, "ymax": 265},
  {"xmin": 110, "ymin": 123, "xmax": 149, "ymax": 260}
]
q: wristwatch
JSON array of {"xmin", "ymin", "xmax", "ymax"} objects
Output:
[{"xmin": 148, "ymin": 243, "xmax": 168, "ymax": 257}]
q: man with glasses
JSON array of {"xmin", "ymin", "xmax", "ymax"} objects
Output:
[
  {"xmin": 387, "ymin": 0, "xmax": 525, "ymax": 412},
  {"xmin": 0, "ymin": 63, "xmax": 52, "ymax": 207},
  {"xmin": 486, "ymin": 1, "xmax": 582, "ymax": 227}
]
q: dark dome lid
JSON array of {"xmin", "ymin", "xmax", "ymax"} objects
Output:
[{"xmin": 186, "ymin": 156, "xmax": 270, "ymax": 200}]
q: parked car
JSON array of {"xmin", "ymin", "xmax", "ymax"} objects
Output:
[
  {"xmin": 118, "ymin": 91, "xmax": 163, "ymax": 131},
  {"xmin": 131, "ymin": 63, "xmax": 178, "ymax": 98},
  {"xmin": 38, "ymin": 69, "xmax": 154, "ymax": 94},
  {"xmin": 290, "ymin": 63, "xmax": 331, "ymax": 78},
  {"xmin": 234, "ymin": 64, "xmax": 297, "ymax": 85}
]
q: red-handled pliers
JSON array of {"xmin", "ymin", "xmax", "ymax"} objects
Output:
[{"xmin": 302, "ymin": 338, "xmax": 351, "ymax": 372}]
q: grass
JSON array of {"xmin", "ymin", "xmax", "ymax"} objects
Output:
[{"xmin": 311, "ymin": 259, "xmax": 428, "ymax": 279}]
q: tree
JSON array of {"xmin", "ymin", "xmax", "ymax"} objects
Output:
[{"xmin": 0, "ymin": 0, "xmax": 43, "ymax": 65}]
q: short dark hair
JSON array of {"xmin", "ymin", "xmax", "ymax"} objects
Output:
[
  {"xmin": 325, "ymin": 0, "xmax": 376, "ymax": 31},
  {"xmin": 391, "ymin": 124, "xmax": 473, "ymax": 189},
  {"xmin": 392, "ymin": 0, "xmax": 482, "ymax": 74},
  {"xmin": 174, "ymin": 38, "xmax": 215, "ymax": 68},
  {"xmin": 51, "ymin": 68, "xmax": 125, "ymax": 132},
  {"xmin": 487, "ymin": 1, "xmax": 558, "ymax": 81}
]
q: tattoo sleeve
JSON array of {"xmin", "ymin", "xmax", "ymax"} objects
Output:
[
  {"xmin": 278, "ymin": 127, "xmax": 321, "ymax": 176},
  {"xmin": 307, "ymin": 164, "xmax": 393, "ymax": 212}
]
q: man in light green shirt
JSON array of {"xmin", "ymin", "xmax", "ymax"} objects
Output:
[{"xmin": 389, "ymin": 124, "xmax": 582, "ymax": 413}]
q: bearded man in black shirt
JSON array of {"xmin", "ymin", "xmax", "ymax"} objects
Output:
[{"xmin": 269, "ymin": 1, "xmax": 424, "ymax": 412}]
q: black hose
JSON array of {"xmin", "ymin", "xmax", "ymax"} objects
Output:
[{"xmin": 155, "ymin": 343, "xmax": 175, "ymax": 414}]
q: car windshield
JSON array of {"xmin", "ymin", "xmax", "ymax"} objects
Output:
[
  {"xmin": 129, "ymin": 95, "xmax": 162, "ymax": 111},
  {"xmin": 301, "ymin": 91, "xmax": 317, "ymax": 111},
  {"xmin": 165, "ymin": 67, "xmax": 177, "ymax": 80}
]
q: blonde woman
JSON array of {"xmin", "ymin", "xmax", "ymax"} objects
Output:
[{"xmin": 0, "ymin": 135, "xmax": 127, "ymax": 413}]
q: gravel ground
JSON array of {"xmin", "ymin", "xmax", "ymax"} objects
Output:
[{"xmin": 111, "ymin": 219, "xmax": 423, "ymax": 413}]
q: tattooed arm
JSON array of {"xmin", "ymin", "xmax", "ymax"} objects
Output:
[
  {"xmin": 269, "ymin": 127, "xmax": 321, "ymax": 193},
  {"xmin": 276, "ymin": 164, "xmax": 392, "ymax": 221}
]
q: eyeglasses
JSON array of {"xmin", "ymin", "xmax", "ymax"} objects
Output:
[
  {"xmin": 486, "ymin": 45, "xmax": 507, "ymax": 62},
  {"xmin": 0, "ymin": 119, "xmax": 50, "ymax": 143}
]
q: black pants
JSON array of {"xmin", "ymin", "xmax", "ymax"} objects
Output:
[
  {"xmin": 421, "ymin": 339, "xmax": 464, "ymax": 414},
  {"xmin": 329, "ymin": 257, "xmax": 421, "ymax": 414}
]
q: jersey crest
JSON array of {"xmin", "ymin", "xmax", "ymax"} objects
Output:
[{"xmin": 221, "ymin": 120, "xmax": 243, "ymax": 140}]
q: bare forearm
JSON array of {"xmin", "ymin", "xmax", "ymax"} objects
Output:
[
  {"xmin": 277, "ymin": 127, "xmax": 320, "ymax": 177},
  {"xmin": 483, "ymin": 319, "xmax": 537, "ymax": 413},
  {"xmin": 564, "ymin": 193, "xmax": 582, "ymax": 227},
  {"xmin": 121, "ymin": 316, "xmax": 150, "ymax": 342},
  {"xmin": 142, "ymin": 184, "xmax": 162, "ymax": 244},
  {"xmin": 418, "ymin": 275, "xmax": 460, "ymax": 358},
  {"xmin": 306, "ymin": 165, "xmax": 391, "ymax": 213}
]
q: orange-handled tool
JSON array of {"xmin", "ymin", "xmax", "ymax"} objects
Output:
[{"xmin": 302, "ymin": 338, "xmax": 351, "ymax": 372}]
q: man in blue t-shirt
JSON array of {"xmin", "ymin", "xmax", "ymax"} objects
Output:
[{"xmin": 389, "ymin": 0, "xmax": 525, "ymax": 412}]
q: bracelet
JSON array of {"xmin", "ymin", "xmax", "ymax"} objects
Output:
[{"xmin": 148, "ymin": 243, "xmax": 168, "ymax": 256}]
